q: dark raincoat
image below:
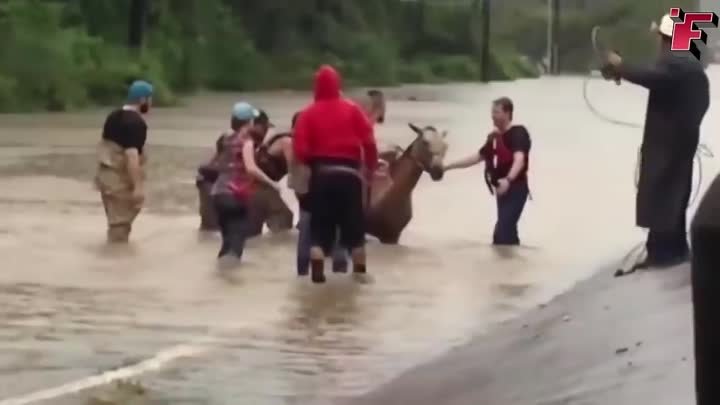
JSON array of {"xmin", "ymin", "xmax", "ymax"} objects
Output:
[{"xmin": 617, "ymin": 51, "xmax": 710, "ymax": 232}]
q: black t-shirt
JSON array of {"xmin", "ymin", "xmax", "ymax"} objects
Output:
[
  {"xmin": 478, "ymin": 125, "xmax": 531, "ymax": 182},
  {"xmin": 102, "ymin": 109, "xmax": 147, "ymax": 153},
  {"xmin": 256, "ymin": 133, "xmax": 291, "ymax": 182}
]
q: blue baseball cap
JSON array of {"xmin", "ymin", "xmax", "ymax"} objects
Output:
[
  {"xmin": 231, "ymin": 102, "xmax": 260, "ymax": 121},
  {"xmin": 127, "ymin": 80, "xmax": 153, "ymax": 102}
]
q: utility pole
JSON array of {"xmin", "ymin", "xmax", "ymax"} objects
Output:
[
  {"xmin": 480, "ymin": 0, "xmax": 491, "ymax": 82},
  {"xmin": 545, "ymin": 0, "xmax": 553, "ymax": 74},
  {"xmin": 545, "ymin": 0, "xmax": 561, "ymax": 74},
  {"xmin": 546, "ymin": 0, "xmax": 561, "ymax": 74},
  {"xmin": 128, "ymin": 0, "xmax": 149, "ymax": 50},
  {"xmin": 552, "ymin": 0, "xmax": 560, "ymax": 73}
]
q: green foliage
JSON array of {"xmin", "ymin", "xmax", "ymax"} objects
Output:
[
  {"xmin": 0, "ymin": 0, "xmax": 682, "ymax": 112},
  {"xmin": 495, "ymin": 0, "xmax": 701, "ymax": 73},
  {"xmin": 0, "ymin": 75, "xmax": 18, "ymax": 112},
  {"xmin": 0, "ymin": 0, "xmax": 175, "ymax": 111}
]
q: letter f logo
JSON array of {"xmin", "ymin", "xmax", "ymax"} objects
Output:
[{"xmin": 670, "ymin": 8, "xmax": 719, "ymax": 60}]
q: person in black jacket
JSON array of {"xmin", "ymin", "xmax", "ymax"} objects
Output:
[{"xmin": 601, "ymin": 13, "xmax": 710, "ymax": 268}]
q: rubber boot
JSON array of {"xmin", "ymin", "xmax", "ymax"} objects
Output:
[
  {"xmin": 311, "ymin": 259, "xmax": 326, "ymax": 284},
  {"xmin": 107, "ymin": 224, "xmax": 131, "ymax": 243},
  {"xmin": 352, "ymin": 263, "xmax": 372, "ymax": 283}
]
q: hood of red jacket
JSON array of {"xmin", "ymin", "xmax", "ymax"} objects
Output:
[{"xmin": 313, "ymin": 65, "xmax": 341, "ymax": 101}]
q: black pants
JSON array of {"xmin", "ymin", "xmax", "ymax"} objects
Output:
[
  {"xmin": 213, "ymin": 194, "xmax": 249, "ymax": 259},
  {"xmin": 309, "ymin": 164, "xmax": 365, "ymax": 255},
  {"xmin": 493, "ymin": 181, "xmax": 529, "ymax": 245},
  {"xmin": 646, "ymin": 215, "xmax": 689, "ymax": 264}
]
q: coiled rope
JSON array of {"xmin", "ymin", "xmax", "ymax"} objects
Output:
[
  {"xmin": 581, "ymin": 75, "xmax": 713, "ymax": 207},
  {"xmin": 584, "ymin": 25, "xmax": 713, "ymax": 276}
]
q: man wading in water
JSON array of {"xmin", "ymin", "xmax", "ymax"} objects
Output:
[
  {"xmin": 293, "ymin": 65, "xmax": 378, "ymax": 283},
  {"xmin": 293, "ymin": 89, "xmax": 388, "ymax": 275},
  {"xmin": 443, "ymin": 97, "xmax": 531, "ymax": 245},
  {"xmin": 355, "ymin": 89, "xmax": 392, "ymax": 186},
  {"xmin": 355, "ymin": 89, "xmax": 386, "ymax": 125},
  {"xmin": 94, "ymin": 80, "xmax": 153, "ymax": 243},
  {"xmin": 291, "ymin": 112, "xmax": 349, "ymax": 275},
  {"xmin": 601, "ymin": 13, "xmax": 710, "ymax": 269}
]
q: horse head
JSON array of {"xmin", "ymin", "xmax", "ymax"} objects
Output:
[{"xmin": 408, "ymin": 123, "xmax": 448, "ymax": 181}]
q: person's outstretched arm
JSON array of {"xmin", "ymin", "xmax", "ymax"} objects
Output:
[
  {"xmin": 443, "ymin": 144, "xmax": 487, "ymax": 171},
  {"xmin": 242, "ymin": 140, "xmax": 280, "ymax": 191},
  {"xmin": 604, "ymin": 53, "xmax": 677, "ymax": 90},
  {"xmin": 617, "ymin": 63, "xmax": 674, "ymax": 90},
  {"xmin": 445, "ymin": 133, "xmax": 494, "ymax": 172},
  {"xmin": 444, "ymin": 153, "xmax": 483, "ymax": 171}
]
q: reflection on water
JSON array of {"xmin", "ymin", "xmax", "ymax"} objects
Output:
[{"xmin": 0, "ymin": 70, "xmax": 718, "ymax": 404}]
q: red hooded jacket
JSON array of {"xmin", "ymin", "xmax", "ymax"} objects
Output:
[{"xmin": 293, "ymin": 65, "xmax": 378, "ymax": 172}]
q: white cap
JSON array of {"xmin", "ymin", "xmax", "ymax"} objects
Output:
[{"xmin": 651, "ymin": 14, "xmax": 674, "ymax": 38}]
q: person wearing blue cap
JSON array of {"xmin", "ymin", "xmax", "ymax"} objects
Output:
[
  {"xmin": 195, "ymin": 108, "xmax": 293, "ymax": 236},
  {"xmin": 210, "ymin": 102, "xmax": 282, "ymax": 265},
  {"xmin": 94, "ymin": 80, "xmax": 154, "ymax": 243}
]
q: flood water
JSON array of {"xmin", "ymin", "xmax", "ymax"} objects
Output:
[{"xmin": 0, "ymin": 70, "xmax": 718, "ymax": 404}]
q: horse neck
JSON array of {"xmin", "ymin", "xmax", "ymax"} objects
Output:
[{"xmin": 389, "ymin": 151, "xmax": 424, "ymax": 195}]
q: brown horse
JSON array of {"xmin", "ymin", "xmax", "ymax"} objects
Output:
[
  {"xmin": 366, "ymin": 123, "xmax": 448, "ymax": 244},
  {"xmin": 196, "ymin": 123, "xmax": 448, "ymax": 245}
]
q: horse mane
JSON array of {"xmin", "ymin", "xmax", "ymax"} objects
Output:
[{"xmin": 400, "ymin": 138, "xmax": 418, "ymax": 158}]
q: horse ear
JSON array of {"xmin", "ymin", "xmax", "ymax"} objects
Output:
[{"xmin": 408, "ymin": 123, "xmax": 422, "ymax": 137}]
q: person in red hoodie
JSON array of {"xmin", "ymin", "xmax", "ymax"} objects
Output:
[{"xmin": 293, "ymin": 65, "xmax": 378, "ymax": 283}]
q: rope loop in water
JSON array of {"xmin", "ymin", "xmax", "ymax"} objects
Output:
[{"xmin": 582, "ymin": 75, "xmax": 712, "ymax": 208}]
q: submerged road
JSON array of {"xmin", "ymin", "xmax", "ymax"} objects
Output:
[{"xmin": 1, "ymin": 68, "xmax": 718, "ymax": 403}]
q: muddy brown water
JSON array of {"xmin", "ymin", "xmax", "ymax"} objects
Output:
[{"xmin": 0, "ymin": 72, "xmax": 718, "ymax": 404}]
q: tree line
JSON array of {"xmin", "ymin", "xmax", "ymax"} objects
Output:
[{"xmin": 0, "ymin": 0, "xmax": 694, "ymax": 112}]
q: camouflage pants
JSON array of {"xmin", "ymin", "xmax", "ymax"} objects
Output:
[
  {"xmin": 100, "ymin": 192, "xmax": 142, "ymax": 242},
  {"xmin": 96, "ymin": 165, "xmax": 142, "ymax": 243}
]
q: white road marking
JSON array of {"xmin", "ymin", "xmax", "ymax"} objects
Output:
[{"xmin": 0, "ymin": 336, "xmax": 214, "ymax": 405}]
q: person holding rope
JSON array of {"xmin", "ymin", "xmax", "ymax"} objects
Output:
[{"xmin": 601, "ymin": 13, "xmax": 710, "ymax": 269}]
